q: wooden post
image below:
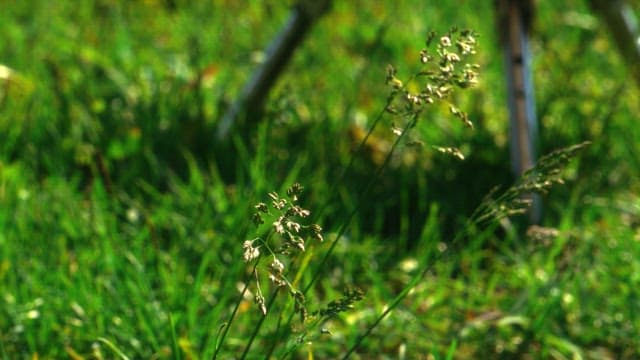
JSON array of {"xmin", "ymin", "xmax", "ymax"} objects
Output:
[
  {"xmin": 217, "ymin": 0, "xmax": 332, "ymax": 140},
  {"xmin": 496, "ymin": 0, "xmax": 541, "ymax": 223}
]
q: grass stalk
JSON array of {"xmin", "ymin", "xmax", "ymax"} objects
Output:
[
  {"xmin": 169, "ymin": 313, "xmax": 181, "ymax": 360},
  {"xmin": 314, "ymin": 96, "xmax": 394, "ymax": 218},
  {"xmin": 212, "ymin": 259, "xmax": 260, "ymax": 359},
  {"xmin": 239, "ymin": 288, "xmax": 280, "ymax": 360},
  {"xmin": 304, "ymin": 113, "xmax": 418, "ymax": 294},
  {"xmin": 341, "ymin": 141, "xmax": 590, "ymax": 356},
  {"xmin": 267, "ymin": 114, "xmax": 419, "ymax": 357}
]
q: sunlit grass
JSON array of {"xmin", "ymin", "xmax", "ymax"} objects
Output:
[{"xmin": 1, "ymin": 0, "xmax": 639, "ymax": 358}]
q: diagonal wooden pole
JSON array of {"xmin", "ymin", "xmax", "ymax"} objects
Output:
[
  {"xmin": 588, "ymin": 0, "xmax": 640, "ymax": 85},
  {"xmin": 217, "ymin": 0, "xmax": 332, "ymax": 141}
]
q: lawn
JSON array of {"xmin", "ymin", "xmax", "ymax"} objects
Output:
[{"xmin": 1, "ymin": 0, "xmax": 639, "ymax": 358}]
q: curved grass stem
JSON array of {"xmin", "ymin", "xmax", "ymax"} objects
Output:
[
  {"xmin": 239, "ymin": 288, "xmax": 280, "ymax": 360},
  {"xmin": 304, "ymin": 113, "xmax": 417, "ymax": 294}
]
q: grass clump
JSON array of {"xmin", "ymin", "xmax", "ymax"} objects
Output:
[{"xmin": 1, "ymin": 1, "xmax": 640, "ymax": 359}]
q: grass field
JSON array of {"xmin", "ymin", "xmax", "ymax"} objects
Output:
[{"xmin": 1, "ymin": 0, "xmax": 640, "ymax": 358}]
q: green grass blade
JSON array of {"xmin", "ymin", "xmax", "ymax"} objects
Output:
[{"xmin": 97, "ymin": 337, "xmax": 131, "ymax": 360}]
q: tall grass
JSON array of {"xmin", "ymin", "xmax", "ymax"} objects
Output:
[{"xmin": 1, "ymin": 1, "xmax": 640, "ymax": 359}]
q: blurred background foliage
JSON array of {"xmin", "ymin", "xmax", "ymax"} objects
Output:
[{"xmin": 1, "ymin": 0, "xmax": 638, "ymax": 233}]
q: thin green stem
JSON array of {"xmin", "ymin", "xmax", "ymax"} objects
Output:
[
  {"xmin": 212, "ymin": 259, "xmax": 260, "ymax": 359},
  {"xmin": 341, "ymin": 142, "xmax": 590, "ymax": 356},
  {"xmin": 341, "ymin": 275, "xmax": 421, "ymax": 359},
  {"xmin": 239, "ymin": 288, "xmax": 280, "ymax": 360},
  {"xmin": 304, "ymin": 113, "xmax": 418, "ymax": 295},
  {"xmin": 273, "ymin": 111, "xmax": 418, "ymax": 359},
  {"xmin": 169, "ymin": 313, "xmax": 181, "ymax": 360},
  {"xmin": 315, "ymin": 95, "xmax": 395, "ymax": 220},
  {"xmin": 263, "ymin": 306, "xmax": 286, "ymax": 359}
]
